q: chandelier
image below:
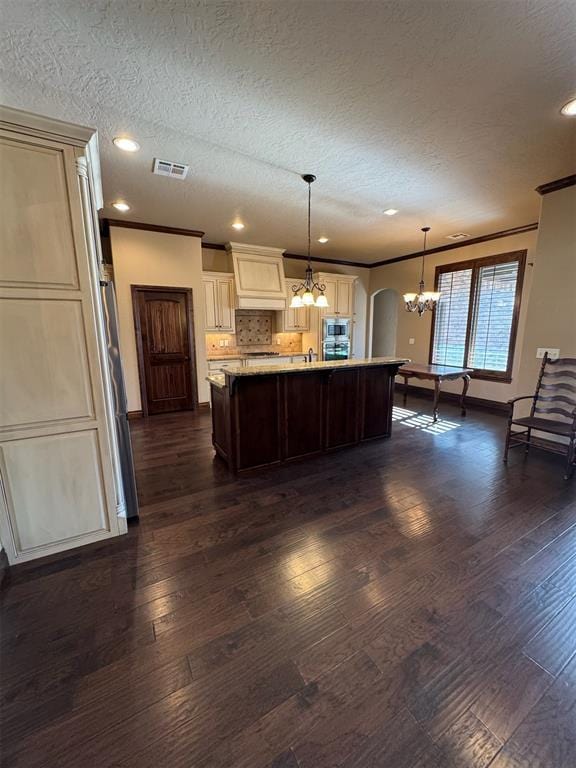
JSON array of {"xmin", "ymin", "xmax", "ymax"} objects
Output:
[
  {"xmin": 403, "ymin": 226, "xmax": 440, "ymax": 316},
  {"xmin": 290, "ymin": 174, "xmax": 328, "ymax": 308}
]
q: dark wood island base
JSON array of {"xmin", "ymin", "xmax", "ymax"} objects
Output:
[{"xmin": 208, "ymin": 358, "xmax": 408, "ymax": 473}]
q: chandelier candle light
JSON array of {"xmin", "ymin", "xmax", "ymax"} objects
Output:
[
  {"xmin": 290, "ymin": 175, "xmax": 328, "ymax": 309},
  {"xmin": 403, "ymin": 226, "xmax": 441, "ymax": 317}
]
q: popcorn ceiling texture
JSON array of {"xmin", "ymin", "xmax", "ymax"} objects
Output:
[{"xmin": 1, "ymin": 0, "xmax": 574, "ymax": 263}]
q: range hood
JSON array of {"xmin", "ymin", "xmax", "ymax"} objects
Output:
[{"xmin": 227, "ymin": 242, "xmax": 287, "ymax": 310}]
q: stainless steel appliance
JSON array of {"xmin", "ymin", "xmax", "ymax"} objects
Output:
[
  {"xmin": 322, "ymin": 317, "xmax": 351, "ymax": 361},
  {"xmin": 100, "ymin": 278, "xmax": 139, "ymax": 519}
]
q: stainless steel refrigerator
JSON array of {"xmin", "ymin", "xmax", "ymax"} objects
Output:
[{"xmin": 100, "ymin": 278, "xmax": 139, "ymax": 519}]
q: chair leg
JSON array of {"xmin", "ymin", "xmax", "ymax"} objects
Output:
[
  {"xmin": 503, "ymin": 414, "xmax": 513, "ymax": 463},
  {"xmin": 565, "ymin": 437, "xmax": 575, "ymax": 481},
  {"xmin": 525, "ymin": 427, "xmax": 532, "ymax": 454}
]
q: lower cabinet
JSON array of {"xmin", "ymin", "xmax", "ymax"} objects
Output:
[
  {"xmin": 324, "ymin": 369, "xmax": 361, "ymax": 449},
  {"xmin": 210, "ymin": 363, "xmax": 401, "ymax": 472},
  {"xmin": 283, "ymin": 373, "xmax": 324, "ymax": 459}
]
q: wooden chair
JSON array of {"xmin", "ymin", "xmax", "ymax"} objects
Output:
[{"xmin": 504, "ymin": 352, "xmax": 576, "ymax": 479}]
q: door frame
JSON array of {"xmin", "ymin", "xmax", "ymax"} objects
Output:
[{"xmin": 131, "ymin": 284, "xmax": 199, "ymax": 416}]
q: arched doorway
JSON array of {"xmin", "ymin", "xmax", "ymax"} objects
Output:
[{"xmin": 370, "ymin": 288, "xmax": 398, "ymax": 357}]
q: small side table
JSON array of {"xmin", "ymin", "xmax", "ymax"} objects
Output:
[{"xmin": 398, "ymin": 363, "xmax": 473, "ymax": 422}]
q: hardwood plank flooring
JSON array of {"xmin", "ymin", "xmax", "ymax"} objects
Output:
[{"xmin": 1, "ymin": 395, "xmax": 575, "ymax": 767}]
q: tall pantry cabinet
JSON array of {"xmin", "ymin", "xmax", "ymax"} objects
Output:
[{"xmin": 0, "ymin": 107, "xmax": 126, "ymax": 564}]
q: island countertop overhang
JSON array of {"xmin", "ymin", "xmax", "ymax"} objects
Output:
[{"xmin": 219, "ymin": 356, "xmax": 410, "ymax": 378}]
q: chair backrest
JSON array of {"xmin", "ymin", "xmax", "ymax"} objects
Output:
[{"xmin": 532, "ymin": 353, "xmax": 576, "ymax": 423}]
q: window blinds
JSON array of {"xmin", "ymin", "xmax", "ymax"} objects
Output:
[
  {"xmin": 468, "ymin": 261, "xmax": 519, "ymax": 372},
  {"xmin": 431, "ymin": 268, "xmax": 472, "ymax": 366}
]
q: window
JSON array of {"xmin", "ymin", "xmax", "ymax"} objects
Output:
[{"xmin": 430, "ymin": 250, "xmax": 526, "ymax": 381}]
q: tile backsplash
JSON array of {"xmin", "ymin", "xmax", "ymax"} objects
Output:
[
  {"xmin": 206, "ymin": 331, "xmax": 303, "ymax": 358},
  {"xmin": 235, "ymin": 310, "xmax": 272, "ymax": 345},
  {"xmin": 206, "ymin": 309, "xmax": 304, "ymax": 358}
]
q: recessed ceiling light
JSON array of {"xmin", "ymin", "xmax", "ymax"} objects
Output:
[
  {"xmin": 232, "ymin": 222, "xmax": 245, "ymax": 231},
  {"xmin": 113, "ymin": 136, "xmax": 140, "ymax": 152},
  {"xmin": 446, "ymin": 232, "xmax": 471, "ymax": 240},
  {"xmin": 560, "ymin": 98, "xmax": 576, "ymax": 116},
  {"xmin": 317, "ymin": 237, "xmax": 329, "ymax": 244},
  {"xmin": 112, "ymin": 201, "xmax": 131, "ymax": 212},
  {"xmin": 384, "ymin": 208, "xmax": 398, "ymax": 216}
]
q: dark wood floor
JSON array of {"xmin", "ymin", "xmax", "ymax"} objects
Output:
[{"xmin": 2, "ymin": 395, "xmax": 576, "ymax": 768}]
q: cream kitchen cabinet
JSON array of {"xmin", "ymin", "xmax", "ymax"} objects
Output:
[
  {"xmin": 277, "ymin": 280, "xmax": 310, "ymax": 331},
  {"xmin": 0, "ymin": 106, "xmax": 125, "ymax": 564},
  {"xmin": 203, "ymin": 273, "xmax": 236, "ymax": 332},
  {"xmin": 314, "ymin": 273, "xmax": 357, "ymax": 316},
  {"xmin": 208, "ymin": 358, "xmax": 243, "ymax": 371}
]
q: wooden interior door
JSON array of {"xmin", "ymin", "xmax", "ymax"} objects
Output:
[{"xmin": 132, "ymin": 286, "xmax": 197, "ymax": 415}]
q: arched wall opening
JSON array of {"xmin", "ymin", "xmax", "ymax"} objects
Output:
[{"xmin": 370, "ymin": 288, "xmax": 398, "ymax": 357}]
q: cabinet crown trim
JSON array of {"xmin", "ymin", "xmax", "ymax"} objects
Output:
[
  {"xmin": 226, "ymin": 242, "xmax": 286, "ymax": 257},
  {"xmin": 313, "ymin": 272, "xmax": 359, "ymax": 281},
  {"xmin": 202, "ymin": 271, "xmax": 234, "ymax": 279}
]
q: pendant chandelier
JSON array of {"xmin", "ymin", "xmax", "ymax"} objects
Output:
[
  {"xmin": 290, "ymin": 174, "xmax": 328, "ymax": 308},
  {"xmin": 403, "ymin": 226, "xmax": 440, "ymax": 317}
]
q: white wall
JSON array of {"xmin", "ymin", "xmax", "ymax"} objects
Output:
[
  {"xmin": 111, "ymin": 227, "xmax": 209, "ymax": 409},
  {"xmin": 368, "ymin": 230, "xmax": 538, "ymax": 402},
  {"xmin": 371, "ymin": 289, "xmax": 398, "ymax": 356},
  {"xmin": 517, "ymin": 186, "xmax": 576, "ymax": 396}
]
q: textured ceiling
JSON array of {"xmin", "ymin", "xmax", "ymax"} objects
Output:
[{"xmin": 1, "ymin": 0, "xmax": 575, "ymax": 263}]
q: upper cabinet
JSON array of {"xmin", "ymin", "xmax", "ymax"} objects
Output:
[
  {"xmin": 203, "ymin": 272, "xmax": 235, "ymax": 332},
  {"xmin": 314, "ymin": 273, "xmax": 358, "ymax": 316},
  {"xmin": 277, "ymin": 279, "xmax": 310, "ymax": 331}
]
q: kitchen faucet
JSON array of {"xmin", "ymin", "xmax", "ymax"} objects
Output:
[{"xmin": 306, "ymin": 347, "xmax": 315, "ymax": 363}]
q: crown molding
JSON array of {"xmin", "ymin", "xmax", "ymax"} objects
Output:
[
  {"xmin": 120, "ymin": 221, "xmax": 538, "ymax": 267},
  {"xmin": 535, "ymin": 174, "xmax": 576, "ymax": 196},
  {"xmin": 284, "ymin": 252, "xmax": 370, "ymax": 268},
  {"xmin": 225, "ymin": 241, "xmax": 285, "ymax": 257},
  {"xmin": 369, "ymin": 223, "xmax": 539, "ymax": 268},
  {"xmin": 105, "ymin": 218, "xmax": 205, "ymax": 238},
  {"xmin": 202, "ymin": 242, "xmax": 369, "ymax": 268},
  {"xmin": 0, "ymin": 104, "xmax": 96, "ymax": 146}
]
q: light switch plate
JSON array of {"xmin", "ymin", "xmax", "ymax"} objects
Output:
[
  {"xmin": 536, "ymin": 347, "xmax": 559, "ymax": 359},
  {"xmin": 409, "ymin": 338, "xmax": 415, "ymax": 345}
]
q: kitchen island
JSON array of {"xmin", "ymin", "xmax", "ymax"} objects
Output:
[{"xmin": 207, "ymin": 357, "xmax": 408, "ymax": 472}]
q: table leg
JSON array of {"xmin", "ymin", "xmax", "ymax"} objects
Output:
[
  {"xmin": 403, "ymin": 375, "xmax": 409, "ymax": 406},
  {"xmin": 433, "ymin": 379, "xmax": 441, "ymax": 422},
  {"xmin": 460, "ymin": 375, "xmax": 471, "ymax": 417}
]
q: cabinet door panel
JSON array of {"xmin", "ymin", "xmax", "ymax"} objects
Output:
[
  {"xmin": 325, "ymin": 369, "xmax": 360, "ymax": 448},
  {"xmin": 283, "ymin": 373, "xmax": 323, "ymax": 459},
  {"xmin": 295, "ymin": 306, "xmax": 309, "ymax": 330},
  {"xmin": 234, "ymin": 376, "xmax": 280, "ymax": 469},
  {"xmin": 203, "ymin": 278, "xmax": 218, "ymax": 331},
  {"xmin": 0, "ymin": 298, "xmax": 94, "ymax": 428},
  {"xmin": 217, "ymin": 278, "xmax": 235, "ymax": 332},
  {"xmin": 322, "ymin": 279, "xmax": 337, "ymax": 314},
  {"xmin": 0, "ymin": 138, "xmax": 79, "ymax": 289},
  {"xmin": 336, "ymin": 281, "xmax": 353, "ymax": 316},
  {"xmin": 0, "ymin": 430, "xmax": 110, "ymax": 555},
  {"xmin": 362, "ymin": 367, "xmax": 393, "ymax": 439}
]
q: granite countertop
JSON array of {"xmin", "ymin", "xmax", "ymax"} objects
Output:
[
  {"xmin": 207, "ymin": 373, "xmax": 226, "ymax": 389},
  {"xmin": 218, "ymin": 357, "xmax": 409, "ymax": 377}
]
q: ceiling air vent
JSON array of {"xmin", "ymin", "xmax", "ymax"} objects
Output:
[
  {"xmin": 446, "ymin": 232, "xmax": 471, "ymax": 240},
  {"xmin": 152, "ymin": 158, "xmax": 189, "ymax": 180}
]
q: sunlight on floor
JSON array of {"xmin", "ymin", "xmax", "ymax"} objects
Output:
[{"xmin": 392, "ymin": 406, "xmax": 461, "ymax": 435}]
